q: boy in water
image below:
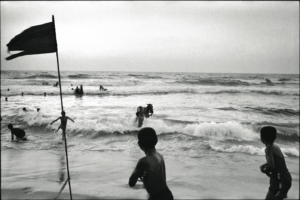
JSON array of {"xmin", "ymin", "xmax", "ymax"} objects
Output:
[
  {"xmin": 50, "ymin": 111, "xmax": 75, "ymax": 140},
  {"xmin": 260, "ymin": 126, "xmax": 292, "ymax": 200},
  {"xmin": 129, "ymin": 127, "xmax": 173, "ymax": 200},
  {"xmin": 8, "ymin": 124, "xmax": 27, "ymax": 141}
]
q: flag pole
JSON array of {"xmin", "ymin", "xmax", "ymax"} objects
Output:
[{"xmin": 52, "ymin": 15, "xmax": 73, "ymax": 200}]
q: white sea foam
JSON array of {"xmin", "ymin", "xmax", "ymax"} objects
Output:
[
  {"xmin": 209, "ymin": 143, "xmax": 265, "ymax": 155},
  {"xmin": 282, "ymin": 148, "xmax": 299, "ymax": 157},
  {"xmin": 18, "ymin": 110, "xmax": 260, "ymax": 142},
  {"xmin": 182, "ymin": 121, "xmax": 259, "ymax": 141},
  {"xmin": 209, "ymin": 143, "xmax": 299, "ymax": 157}
]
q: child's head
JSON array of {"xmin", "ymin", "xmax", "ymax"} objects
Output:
[
  {"xmin": 61, "ymin": 111, "xmax": 66, "ymax": 116},
  {"xmin": 8, "ymin": 124, "xmax": 13, "ymax": 130},
  {"xmin": 138, "ymin": 127, "xmax": 157, "ymax": 149},
  {"xmin": 260, "ymin": 126, "xmax": 277, "ymax": 144}
]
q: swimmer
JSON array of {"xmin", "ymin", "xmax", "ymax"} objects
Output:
[
  {"xmin": 50, "ymin": 111, "xmax": 75, "ymax": 140},
  {"xmin": 8, "ymin": 124, "xmax": 27, "ymax": 142}
]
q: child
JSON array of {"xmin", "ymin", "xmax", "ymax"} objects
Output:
[
  {"xmin": 260, "ymin": 126, "xmax": 292, "ymax": 200},
  {"xmin": 129, "ymin": 127, "xmax": 173, "ymax": 200},
  {"xmin": 50, "ymin": 111, "xmax": 75, "ymax": 140},
  {"xmin": 8, "ymin": 124, "xmax": 27, "ymax": 141}
]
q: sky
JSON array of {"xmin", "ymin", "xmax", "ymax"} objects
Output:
[{"xmin": 1, "ymin": 1, "xmax": 299, "ymax": 74}]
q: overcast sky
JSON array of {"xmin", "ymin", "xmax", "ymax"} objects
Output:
[{"xmin": 1, "ymin": 1, "xmax": 299, "ymax": 73}]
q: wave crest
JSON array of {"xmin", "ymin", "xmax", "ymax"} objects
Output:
[
  {"xmin": 182, "ymin": 121, "xmax": 259, "ymax": 141},
  {"xmin": 208, "ymin": 143, "xmax": 299, "ymax": 157}
]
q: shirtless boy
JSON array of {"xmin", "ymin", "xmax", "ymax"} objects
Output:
[
  {"xmin": 129, "ymin": 127, "xmax": 173, "ymax": 200},
  {"xmin": 50, "ymin": 111, "xmax": 75, "ymax": 140},
  {"xmin": 8, "ymin": 124, "xmax": 27, "ymax": 141},
  {"xmin": 260, "ymin": 126, "xmax": 292, "ymax": 200}
]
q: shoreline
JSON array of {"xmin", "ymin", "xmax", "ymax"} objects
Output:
[
  {"xmin": 1, "ymin": 148, "xmax": 299, "ymax": 199},
  {"xmin": 1, "ymin": 188, "xmax": 100, "ymax": 200}
]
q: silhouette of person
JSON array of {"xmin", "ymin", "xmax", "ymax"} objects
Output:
[
  {"xmin": 50, "ymin": 111, "xmax": 75, "ymax": 140},
  {"xmin": 8, "ymin": 124, "xmax": 27, "ymax": 141}
]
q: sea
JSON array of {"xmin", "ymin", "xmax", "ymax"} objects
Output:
[{"xmin": 1, "ymin": 70, "xmax": 299, "ymax": 198}]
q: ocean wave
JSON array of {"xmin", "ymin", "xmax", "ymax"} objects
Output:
[
  {"xmin": 176, "ymin": 78, "xmax": 250, "ymax": 86},
  {"xmin": 203, "ymin": 88, "xmax": 298, "ymax": 96},
  {"xmin": 245, "ymin": 106, "xmax": 299, "ymax": 117},
  {"xmin": 215, "ymin": 107, "xmax": 238, "ymax": 111},
  {"xmin": 209, "ymin": 143, "xmax": 265, "ymax": 155},
  {"xmin": 253, "ymin": 121, "xmax": 299, "ymax": 141},
  {"xmin": 5, "ymin": 109, "xmax": 298, "ymax": 144},
  {"xmin": 10, "ymin": 111, "xmax": 258, "ymax": 142},
  {"xmin": 13, "ymin": 74, "xmax": 58, "ymax": 79},
  {"xmin": 175, "ymin": 77, "xmax": 298, "ymax": 87},
  {"xmin": 128, "ymin": 74, "xmax": 143, "ymax": 77},
  {"xmin": 204, "ymin": 90, "xmax": 242, "ymax": 94},
  {"xmin": 249, "ymin": 89, "xmax": 299, "ymax": 96},
  {"xmin": 278, "ymin": 78, "xmax": 292, "ymax": 82},
  {"xmin": 281, "ymin": 148, "xmax": 300, "ymax": 157},
  {"xmin": 68, "ymin": 74, "xmax": 92, "ymax": 79},
  {"xmin": 182, "ymin": 121, "xmax": 259, "ymax": 141},
  {"xmin": 127, "ymin": 74, "xmax": 162, "ymax": 79},
  {"xmin": 208, "ymin": 143, "xmax": 299, "ymax": 157}
]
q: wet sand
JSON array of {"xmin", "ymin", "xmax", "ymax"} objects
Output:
[{"xmin": 1, "ymin": 148, "xmax": 299, "ymax": 199}]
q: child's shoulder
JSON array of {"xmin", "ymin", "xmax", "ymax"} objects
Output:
[
  {"xmin": 266, "ymin": 143, "xmax": 283, "ymax": 155},
  {"xmin": 137, "ymin": 157, "xmax": 149, "ymax": 167}
]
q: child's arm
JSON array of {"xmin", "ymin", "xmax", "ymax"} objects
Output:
[
  {"xmin": 67, "ymin": 116, "xmax": 75, "ymax": 123},
  {"xmin": 265, "ymin": 146, "xmax": 275, "ymax": 171},
  {"xmin": 163, "ymin": 159, "xmax": 166, "ymax": 181},
  {"xmin": 11, "ymin": 131, "xmax": 14, "ymax": 141},
  {"xmin": 129, "ymin": 159, "xmax": 146, "ymax": 187},
  {"xmin": 50, "ymin": 117, "xmax": 60, "ymax": 125}
]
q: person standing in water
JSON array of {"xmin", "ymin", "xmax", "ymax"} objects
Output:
[
  {"xmin": 8, "ymin": 124, "xmax": 27, "ymax": 141},
  {"xmin": 129, "ymin": 127, "xmax": 173, "ymax": 200},
  {"xmin": 260, "ymin": 126, "xmax": 292, "ymax": 200},
  {"xmin": 50, "ymin": 111, "xmax": 75, "ymax": 140}
]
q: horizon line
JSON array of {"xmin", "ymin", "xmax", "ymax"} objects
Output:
[{"xmin": 0, "ymin": 69, "xmax": 299, "ymax": 75}]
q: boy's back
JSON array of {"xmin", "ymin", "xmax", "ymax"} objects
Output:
[
  {"xmin": 129, "ymin": 127, "xmax": 173, "ymax": 200},
  {"xmin": 260, "ymin": 126, "xmax": 292, "ymax": 200},
  {"xmin": 266, "ymin": 144, "xmax": 288, "ymax": 173},
  {"xmin": 140, "ymin": 152, "xmax": 167, "ymax": 195}
]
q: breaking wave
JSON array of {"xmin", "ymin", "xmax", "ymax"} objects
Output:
[{"xmin": 208, "ymin": 143, "xmax": 299, "ymax": 157}]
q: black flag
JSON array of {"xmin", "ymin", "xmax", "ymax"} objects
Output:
[{"xmin": 6, "ymin": 22, "xmax": 57, "ymax": 60}]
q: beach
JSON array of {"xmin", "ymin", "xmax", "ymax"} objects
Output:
[
  {"xmin": 1, "ymin": 147, "xmax": 299, "ymax": 199},
  {"xmin": 1, "ymin": 1, "xmax": 299, "ymax": 198},
  {"xmin": 1, "ymin": 70, "xmax": 299, "ymax": 199}
]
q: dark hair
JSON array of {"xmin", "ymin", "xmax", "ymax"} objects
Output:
[
  {"xmin": 260, "ymin": 126, "xmax": 277, "ymax": 143},
  {"xmin": 138, "ymin": 127, "xmax": 158, "ymax": 148},
  {"xmin": 8, "ymin": 124, "xmax": 13, "ymax": 129},
  {"xmin": 61, "ymin": 111, "xmax": 66, "ymax": 115}
]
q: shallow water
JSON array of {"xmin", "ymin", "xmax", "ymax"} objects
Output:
[
  {"xmin": 1, "ymin": 70, "xmax": 299, "ymax": 198},
  {"xmin": 1, "ymin": 71, "xmax": 299, "ymax": 157}
]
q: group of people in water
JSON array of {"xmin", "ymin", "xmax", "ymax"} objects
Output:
[
  {"xmin": 73, "ymin": 85, "xmax": 84, "ymax": 95},
  {"xmin": 4, "ymin": 82, "xmax": 108, "ymax": 101},
  {"xmin": 4, "ymin": 82, "xmax": 292, "ymax": 200},
  {"xmin": 72, "ymin": 84, "xmax": 107, "ymax": 94},
  {"xmin": 7, "ymin": 117, "xmax": 292, "ymax": 200},
  {"xmin": 7, "ymin": 105, "xmax": 292, "ymax": 200}
]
